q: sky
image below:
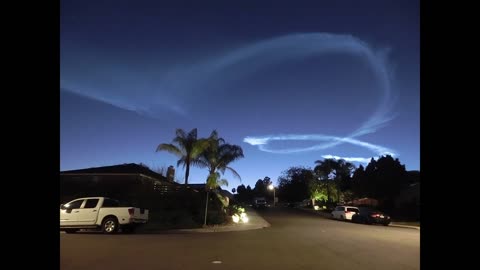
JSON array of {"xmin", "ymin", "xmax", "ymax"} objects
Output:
[{"xmin": 60, "ymin": 0, "xmax": 419, "ymax": 190}]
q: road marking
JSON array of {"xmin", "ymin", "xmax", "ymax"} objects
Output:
[{"xmin": 211, "ymin": 261, "xmax": 222, "ymax": 264}]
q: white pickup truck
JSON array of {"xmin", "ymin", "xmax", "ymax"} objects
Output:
[{"xmin": 60, "ymin": 197, "xmax": 149, "ymax": 234}]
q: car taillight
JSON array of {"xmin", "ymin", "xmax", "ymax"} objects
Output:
[
  {"xmin": 128, "ymin": 208, "xmax": 134, "ymax": 216},
  {"xmin": 371, "ymin": 214, "xmax": 380, "ymax": 218}
]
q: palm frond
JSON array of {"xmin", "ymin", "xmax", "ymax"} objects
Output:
[
  {"xmin": 190, "ymin": 159, "xmax": 209, "ymax": 168},
  {"xmin": 187, "ymin": 128, "xmax": 198, "ymax": 141},
  {"xmin": 217, "ymin": 178, "xmax": 229, "ymax": 187},
  {"xmin": 177, "ymin": 158, "xmax": 187, "ymax": 168},
  {"xmin": 209, "ymin": 130, "xmax": 219, "ymax": 140},
  {"xmin": 175, "ymin": 128, "xmax": 187, "ymax": 139},
  {"xmin": 225, "ymin": 166, "xmax": 241, "ymax": 180},
  {"xmin": 190, "ymin": 139, "xmax": 210, "ymax": 158},
  {"xmin": 156, "ymin": 144, "xmax": 183, "ymax": 157}
]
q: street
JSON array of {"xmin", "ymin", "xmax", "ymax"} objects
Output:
[{"xmin": 60, "ymin": 207, "xmax": 419, "ymax": 270}]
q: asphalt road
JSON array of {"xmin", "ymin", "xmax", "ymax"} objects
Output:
[{"xmin": 60, "ymin": 207, "xmax": 419, "ymax": 270}]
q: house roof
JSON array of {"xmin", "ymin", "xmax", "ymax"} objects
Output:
[
  {"xmin": 188, "ymin": 184, "xmax": 207, "ymax": 190},
  {"xmin": 60, "ymin": 163, "xmax": 173, "ymax": 183},
  {"xmin": 188, "ymin": 183, "xmax": 229, "ymax": 193}
]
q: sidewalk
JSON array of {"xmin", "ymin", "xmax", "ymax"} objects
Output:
[{"xmin": 138, "ymin": 207, "xmax": 271, "ymax": 233}]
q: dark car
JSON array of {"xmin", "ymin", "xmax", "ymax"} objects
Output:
[{"xmin": 351, "ymin": 207, "xmax": 391, "ymax": 226}]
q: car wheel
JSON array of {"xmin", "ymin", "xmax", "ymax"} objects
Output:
[
  {"xmin": 340, "ymin": 215, "xmax": 345, "ymax": 221},
  {"xmin": 102, "ymin": 217, "xmax": 119, "ymax": 234}
]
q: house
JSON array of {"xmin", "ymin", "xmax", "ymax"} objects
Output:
[
  {"xmin": 188, "ymin": 183, "xmax": 209, "ymax": 192},
  {"xmin": 60, "ymin": 163, "xmax": 180, "ymax": 205}
]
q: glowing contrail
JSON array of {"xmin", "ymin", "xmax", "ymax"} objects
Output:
[
  {"xmin": 230, "ymin": 33, "xmax": 398, "ymax": 162},
  {"xmin": 61, "ymin": 32, "xmax": 398, "ymax": 162},
  {"xmin": 243, "ymin": 134, "xmax": 396, "ymax": 163}
]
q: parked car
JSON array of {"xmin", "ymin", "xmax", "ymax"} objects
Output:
[
  {"xmin": 331, "ymin": 206, "xmax": 360, "ymax": 220},
  {"xmin": 351, "ymin": 207, "xmax": 391, "ymax": 226},
  {"xmin": 60, "ymin": 197, "xmax": 149, "ymax": 234}
]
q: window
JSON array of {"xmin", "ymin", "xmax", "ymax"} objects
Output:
[
  {"xmin": 64, "ymin": 200, "xmax": 84, "ymax": 209},
  {"xmin": 335, "ymin": 206, "xmax": 344, "ymax": 211},
  {"xmin": 84, "ymin": 199, "xmax": 99, "ymax": 208},
  {"xmin": 102, "ymin": 198, "xmax": 120, "ymax": 207}
]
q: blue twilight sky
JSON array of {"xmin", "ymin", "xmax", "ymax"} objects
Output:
[{"xmin": 60, "ymin": 0, "xmax": 419, "ymax": 189}]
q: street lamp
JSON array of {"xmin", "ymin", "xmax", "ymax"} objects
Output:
[{"xmin": 268, "ymin": 184, "xmax": 276, "ymax": 207}]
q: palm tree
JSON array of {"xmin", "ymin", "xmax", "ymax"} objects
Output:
[
  {"xmin": 156, "ymin": 128, "xmax": 209, "ymax": 186},
  {"xmin": 196, "ymin": 130, "xmax": 244, "ymax": 182},
  {"xmin": 196, "ymin": 130, "xmax": 244, "ymax": 225}
]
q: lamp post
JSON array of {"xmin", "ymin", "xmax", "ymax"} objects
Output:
[{"xmin": 268, "ymin": 184, "xmax": 275, "ymax": 207}]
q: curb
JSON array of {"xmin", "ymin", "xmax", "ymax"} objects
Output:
[
  {"xmin": 389, "ymin": 223, "xmax": 420, "ymax": 230},
  {"xmin": 174, "ymin": 208, "xmax": 271, "ymax": 233},
  {"xmin": 136, "ymin": 208, "xmax": 271, "ymax": 234}
]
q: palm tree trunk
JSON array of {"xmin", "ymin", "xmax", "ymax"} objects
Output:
[
  {"xmin": 204, "ymin": 190, "xmax": 209, "ymax": 226},
  {"xmin": 185, "ymin": 163, "xmax": 190, "ymax": 186}
]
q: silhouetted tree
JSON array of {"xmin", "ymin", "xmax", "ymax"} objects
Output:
[
  {"xmin": 314, "ymin": 159, "xmax": 337, "ymax": 202},
  {"xmin": 254, "ymin": 179, "xmax": 266, "ymax": 197},
  {"xmin": 277, "ymin": 166, "xmax": 313, "ymax": 203},
  {"xmin": 262, "ymin": 176, "xmax": 272, "ymax": 187},
  {"xmin": 352, "ymin": 155, "xmax": 409, "ymax": 210},
  {"xmin": 333, "ymin": 159, "xmax": 356, "ymax": 202},
  {"xmin": 314, "ymin": 159, "xmax": 355, "ymax": 203},
  {"xmin": 237, "ymin": 184, "xmax": 246, "ymax": 194},
  {"xmin": 351, "ymin": 164, "xmax": 366, "ymax": 197},
  {"xmin": 407, "ymin": 170, "xmax": 420, "ymax": 185}
]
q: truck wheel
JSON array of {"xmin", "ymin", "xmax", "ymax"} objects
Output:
[
  {"xmin": 102, "ymin": 217, "xmax": 119, "ymax": 234},
  {"xmin": 65, "ymin": 229, "xmax": 77, "ymax": 234}
]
